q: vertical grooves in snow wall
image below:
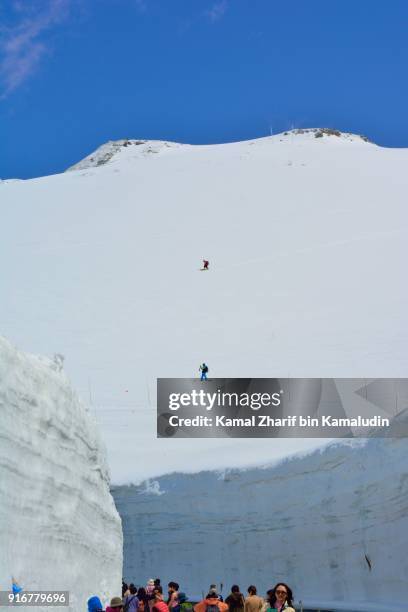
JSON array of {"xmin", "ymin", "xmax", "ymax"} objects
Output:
[
  {"xmin": 112, "ymin": 433, "xmax": 408, "ymax": 612},
  {"xmin": 0, "ymin": 336, "xmax": 123, "ymax": 611}
]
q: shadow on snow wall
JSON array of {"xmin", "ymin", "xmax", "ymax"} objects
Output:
[{"xmin": 111, "ymin": 428, "xmax": 408, "ymax": 611}]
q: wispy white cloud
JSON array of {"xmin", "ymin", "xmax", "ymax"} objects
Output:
[
  {"xmin": 0, "ymin": 0, "xmax": 72, "ymax": 98},
  {"xmin": 207, "ymin": 0, "xmax": 228, "ymax": 23}
]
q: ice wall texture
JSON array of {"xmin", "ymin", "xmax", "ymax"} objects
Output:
[
  {"xmin": 0, "ymin": 337, "xmax": 123, "ymax": 611},
  {"xmin": 112, "ymin": 434, "xmax": 408, "ymax": 612}
]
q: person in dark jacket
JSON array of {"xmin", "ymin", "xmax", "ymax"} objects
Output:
[
  {"xmin": 225, "ymin": 586, "xmax": 245, "ymax": 612},
  {"xmin": 199, "ymin": 363, "xmax": 209, "ymax": 381},
  {"xmin": 137, "ymin": 588, "xmax": 149, "ymax": 612},
  {"xmin": 167, "ymin": 582, "xmax": 180, "ymax": 612},
  {"xmin": 123, "ymin": 585, "xmax": 139, "ymax": 612}
]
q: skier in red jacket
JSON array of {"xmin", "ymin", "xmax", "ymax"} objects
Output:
[{"xmin": 202, "ymin": 259, "xmax": 209, "ymax": 270}]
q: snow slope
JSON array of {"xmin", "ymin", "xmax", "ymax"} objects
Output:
[
  {"xmin": 112, "ymin": 428, "xmax": 408, "ymax": 612},
  {"xmin": 1, "ymin": 129, "xmax": 408, "ymax": 483},
  {"xmin": 0, "ymin": 336, "xmax": 122, "ymax": 611}
]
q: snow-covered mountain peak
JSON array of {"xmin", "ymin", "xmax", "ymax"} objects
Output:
[
  {"xmin": 66, "ymin": 129, "xmax": 374, "ymax": 173},
  {"xmin": 66, "ymin": 138, "xmax": 182, "ymax": 172},
  {"xmin": 2, "ymin": 124, "xmax": 407, "ymax": 484},
  {"xmin": 274, "ymin": 127, "xmax": 373, "ymax": 144}
]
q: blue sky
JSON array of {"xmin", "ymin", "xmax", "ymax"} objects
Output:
[{"xmin": 1, "ymin": 0, "xmax": 408, "ymax": 179}]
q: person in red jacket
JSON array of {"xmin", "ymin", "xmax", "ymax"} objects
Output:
[
  {"xmin": 202, "ymin": 259, "xmax": 209, "ymax": 270},
  {"xmin": 152, "ymin": 587, "xmax": 169, "ymax": 612},
  {"xmin": 194, "ymin": 593, "xmax": 228, "ymax": 612}
]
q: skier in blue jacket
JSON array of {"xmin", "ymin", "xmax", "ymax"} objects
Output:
[{"xmin": 199, "ymin": 363, "xmax": 209, "ymax": 381}]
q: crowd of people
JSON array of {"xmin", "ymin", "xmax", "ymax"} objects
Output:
[{"xmin": 87, "ymin": 579, "xmax": 295, "ymax": 612}]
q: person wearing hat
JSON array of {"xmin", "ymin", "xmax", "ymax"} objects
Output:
[
  {"xmin": 194, "ymin": 593, "xmax": 227, "ymax": 612},
  {"xmin": 208, "ymin": 586, "xmax": 223, "ymax": 603},
  {"xmin": 88, "ymin": 596, "xmax": 104, "ymax": 612},
  {"xmin": 106, "ymin": 597, "xmax": 123, "ymax": 612},
  {"xmin": 177, "ymin": 592, "xmax": 192, "ymax": 612}
]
